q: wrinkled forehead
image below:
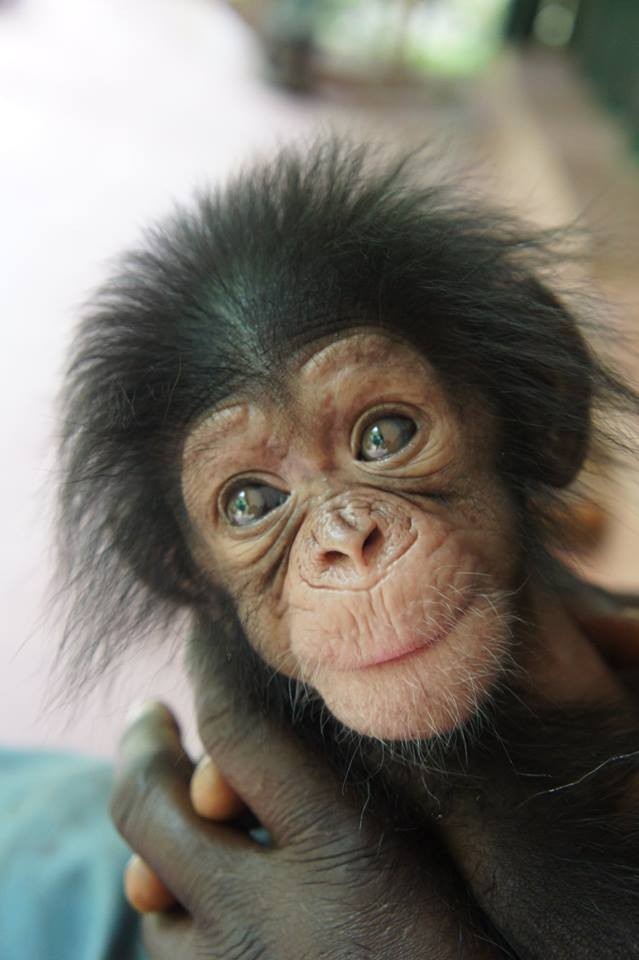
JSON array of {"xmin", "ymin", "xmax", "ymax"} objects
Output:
[
  {"xmin": 181, "ymin": 330, "xmax": 436, "ymax": 461},
  {"xmin": 293, "ymin": 330, "xmax": 419, "ymax": 384},
  {"xmin": 191, "ymin": 330, "xmax": 429, "ymax": 423}
]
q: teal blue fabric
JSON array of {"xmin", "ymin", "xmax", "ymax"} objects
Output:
[{"xmin": 0, "ymin": 749, "xmax": 146, "ymax": 960}]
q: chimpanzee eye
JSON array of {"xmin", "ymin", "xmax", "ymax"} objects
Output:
[
  {"xmin": 359, "ymin": 416, "xmax": 416, "ymax": 461},
  {"xmin": 224, "ymin": 483, "xmax": 288, "ymax": 526}
]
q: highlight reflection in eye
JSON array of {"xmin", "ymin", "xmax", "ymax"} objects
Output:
[
  {"xmin": 359, "ymin": 416, "xmax": 416, "ymax": 461},
  {"xmin": 225, "ymin": 483, "xmax": 289, "ymax": 526}
]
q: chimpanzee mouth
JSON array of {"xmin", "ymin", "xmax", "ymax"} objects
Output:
[{"xmin": 354, "ymin": 594, "xmax": 474, "ymax": 671}]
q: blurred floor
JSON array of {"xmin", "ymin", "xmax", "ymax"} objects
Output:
[{"xmin": 1, "ymin": 0, "xmax": 637, "ymax": 756}]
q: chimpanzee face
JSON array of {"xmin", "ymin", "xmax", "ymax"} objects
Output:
[{"xmin": 182, "ymin": 332, "xmax": 522, "ymax": 740}]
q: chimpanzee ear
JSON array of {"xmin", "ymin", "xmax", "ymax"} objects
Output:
[
  {"xmin": 541, "ymin": 413, "xmax": 589, "ymax": 489},
  {"xmin": 530, "ymin": 287, "xmax": 592, "ymax": 490}
]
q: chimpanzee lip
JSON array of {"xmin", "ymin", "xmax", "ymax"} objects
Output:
[
  {"xmin": 354, "ymin": 595, "xmax": 473, "ymax": 670},
  {"xmin": 364, "ymin": 640, "xmax": 437, "ymax": 668}
]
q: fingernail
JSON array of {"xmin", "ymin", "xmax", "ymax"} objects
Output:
[
  {"xmin": 195, "ymin": 754, "xmax": 214, "ymax": 774},
  {"xmin": 125, "ymin": 699, "xmax": 160, "ymax": 724}
]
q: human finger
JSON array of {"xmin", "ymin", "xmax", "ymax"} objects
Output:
[
  {"xmin": 190, "ymin": 755, "xmax": 246, "ymax": 821},
  {"xmin": 126, "ymin": 754, "xmax": 246, "ymax": 914},
  {"xmin": 117, "ymin": 701, "xmax": 185, "ymax": 765},
  {"xmin": 124, "ymin": 854, "xmax": 177, "ymax": 914},
  {"xmin": 112, "ymin": 700, "xmax": 256, "ymax": 916}
]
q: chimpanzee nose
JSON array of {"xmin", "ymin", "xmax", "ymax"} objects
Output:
[
  {"xmin": 315, "ymin": 506, "xmax": 385, "ymax": 575},
  {"xmin": 296, "ymin": 497, "xmax": 415, "ymax": 589}
]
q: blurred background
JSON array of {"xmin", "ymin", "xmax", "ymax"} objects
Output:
[{"xmin": 1, "ymin": 0, "xmax": 638, "ymax": 757}]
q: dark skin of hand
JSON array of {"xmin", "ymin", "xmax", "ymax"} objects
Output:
[
  {"xmin": 112, "ymin": 679, "xmax": 499, "ymax": 959},
  {"xmin": 112, "ymin": 613, "xmax": 638, "ymax": 960}
]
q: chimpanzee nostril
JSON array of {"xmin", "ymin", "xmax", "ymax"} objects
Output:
[
  {"xmin": 318, "ymin": 525, "xmax": 383, "ymax": 572},
  {"xmin": 362, "ymin": 526, "xmax": 383, "ymax": 561},
  {"xmin": 324, "ymin": 550, "xmax": 347, "ymax": 566}
]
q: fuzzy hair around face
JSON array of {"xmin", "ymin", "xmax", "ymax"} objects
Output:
[{"xmin": 56, "ymin": 138, "xmax": 639, "ymax": 691}]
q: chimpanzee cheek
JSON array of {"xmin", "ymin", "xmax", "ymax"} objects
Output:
[{"xmin": 232, "ymin": 581, "xmax": 302, "ymax": 679}]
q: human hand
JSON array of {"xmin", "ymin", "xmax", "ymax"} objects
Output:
[
  {"xmin": 112, "ymin": 690, "xmax": 498, "ymax": 960},
  {"xmin": 124, "ymin": 746, "xmax": 246, "ymax": 914}
]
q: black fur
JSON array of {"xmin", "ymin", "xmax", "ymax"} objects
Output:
[
  {"xmin": 57, "ymin": 139, "xmax": 637, "ymax": 680},
  {"xmin": 57, "ymin": 140, "xmax": 639, "ymax": 958}
]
